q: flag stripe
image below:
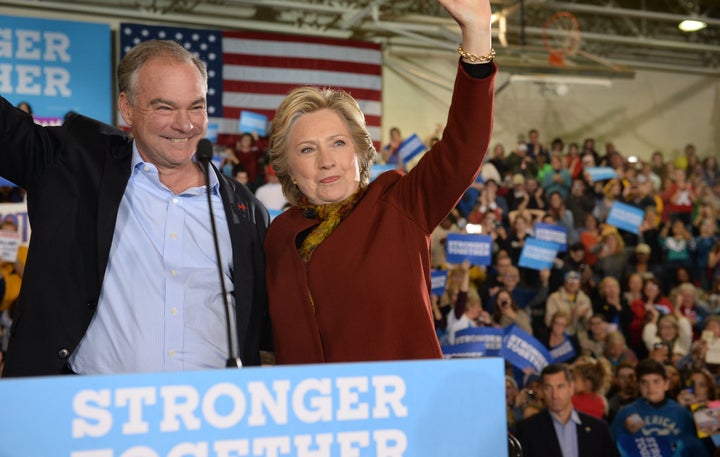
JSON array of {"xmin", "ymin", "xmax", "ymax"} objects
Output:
[{"xmin": 119, "ymin": 23, "xmax": 383, "ymax": 146}]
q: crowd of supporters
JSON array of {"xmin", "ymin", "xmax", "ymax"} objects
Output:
[{"xmin": 427, "ymin": 128, "xmax": 720, "ymax": 455}]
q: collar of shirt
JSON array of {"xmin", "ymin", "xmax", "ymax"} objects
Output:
[
  {"xmin": 551, "ymin": 408, "xmax": 582, "ymax": 426},
  {"xmin": 130, "ymin": 142, "xmax": 221, "ymax": 196}
]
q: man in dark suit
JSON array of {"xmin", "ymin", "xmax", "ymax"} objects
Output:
[
  {"xmin": 515, "ymin": 363, "xmax": 619, "ymax": 457},
  {"xmin": 0, "ymin": 40, "xmax": 271, "ymax": 377}
]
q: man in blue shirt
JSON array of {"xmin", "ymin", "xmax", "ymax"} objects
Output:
[{"xmin": 0, "ymin": 40, "xmax": 271, "ymax": 376}]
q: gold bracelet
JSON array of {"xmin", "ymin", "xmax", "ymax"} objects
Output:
[{"xmin": 457, "ymin": 46, "xmax": 495, "ymax": 63}]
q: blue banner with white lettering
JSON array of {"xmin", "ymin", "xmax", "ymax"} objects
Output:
[
  {"xmin": 518, "ymin": 237, "xmax": 559, "ymax": 271},
  {"xmin": 617, "ymin": 435, "xmax": 674, "ymax": 457},
  {"xmin": 0, "ymin": 359, "xmax": 507, "ymax": 457},
  {"xmin": 238, "ymin": 110, "xmax": 268, "ymax": 136},
  {"xmin": 585, "ymin": 166, "xmax": 617, "ymax": 183},
  {"xmin": 445, "ymin": 233, "xmax": 492, "ymax": 266},
  {"xmin": 441, "ymin": 341, "xmax": 486, "ymax": 358},
  {"xmin": 549, "ymin": 334, "xmax": 576, "ymax": 363},
  {"xmin": 500, "ymin": 325, "xmax": 552, "ymax": 372},
  {"xmin": 453, "ymin": 326, "xmax": 504, "ymax": 357},
  {"xmin": 607, "ymin": 201, "xmax": 645, "ymax": 235},
  {"xmin": 533, "ymin": 222, "xmax": 568, "ymax": 252},
  {"xmin": 0, "ymin": 15, "xmax": 112, "ymax": 124},
  {"xmin": 397, "ymin": 133, "xmax": 425, "ymax": 166},
  {"xmin": 430, "ymin": 270, "xmax": 448, "ymax": 297}
]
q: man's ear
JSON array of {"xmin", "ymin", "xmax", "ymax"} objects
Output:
[{"xmin": 118, "ymin": 93, "xmax": 133, "ymax": 127}]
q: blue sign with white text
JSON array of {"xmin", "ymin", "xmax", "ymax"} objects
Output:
[
  {"xmin": 0, "ymin": 15, "xmax": 112, "ymax": 124},
  {"xmin": 534, "ymin": 222, "xmax": 568, "ymax": 252},
  {"xmin": 445, "ymin": 233, "xmax": 492, "ymax": 266},
  {"xmin": 607, "ymin": 201, "xmax": 645, "ymax": 235},
  {"xmin": 0, "ymin": 359, "xmax": 507, "ymax": 457},
  {"xmin": 518, "ymin": 237, "xmax": 559, "ymax": 271}
]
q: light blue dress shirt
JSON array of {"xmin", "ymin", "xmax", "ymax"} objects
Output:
[
  {"xmin": 70, "ymin": 144, "xmax": 234, "ymax": 374},
  {"xmin": 551, "ymin": 408, "xmax": 581, "ymax": 457}
]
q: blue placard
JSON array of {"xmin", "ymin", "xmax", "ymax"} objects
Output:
[
  {"xmin": 267, "ymin": 208, "xmax": 283, "ymax": 222},
  {"xmin": 370, "ymin": 164, "xmax": 396, "ymax": 182},
  {"xmin": 533, "ymin": 222, "xmax": 568, "ymax": 252},
  {"xmin": 445, "ymin": 233, "xmax": 492, "ymax": 266},
  {"xmin": 518, "ymin": 237, "xmax": 559, "ymax": 271},
  {"xmin": 206, "ymin": 123, "xmax": 219, "ymax": 144},
  {"xmin": 585, "ymin": 166, "xmax": 617, "ymax": 182},
  {"xmin": 454, "ymin": 326, "xmax": 504, "ymax": 357},
  {"xmin": 430, "ymin": 270, "xmax": 448, "ymax": 297},
  {"xmin": 549, "ymin": 335, "xmax": 577, "ymax": 363},
  {"xmin": 500, "ymin": 325, "xmax": 552, "ymax": 372},
  {"xmin": 606, "ymin": 201, "xmax": 645, "ymax": 235},
  {"xmin": 397, "ymin": 133, "xmax": 425, "ymax": 165},
  {"xmin": 617, "ymin": 435, "xmax": 674, "ymax": 457},
  {"xmin": 0, "ymin": 177, "xmax": 18, "ymax": 187},
  {"xmin": 0, "ymin": 15, "xmax": 112, "ymax": 124},
  {"xmin": 238, "ymin": 110, "xmax": 268, "ymax": 136},
  {"xmin": 0, "ymin": 359, "xmax": 507, "ymax": 457},
  {"xmin": 441, "ymin": 341, "xmax": 486, "ymax": 358}
]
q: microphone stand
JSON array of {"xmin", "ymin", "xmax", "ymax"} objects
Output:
[{"xmin": 196, "ymin": 139, "xmax": 242, "ymax": 368}]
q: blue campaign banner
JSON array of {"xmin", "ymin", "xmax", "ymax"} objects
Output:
[
  {"xmin": 617, "ymin": 435, "xmax": 674, "ymax": 457},
  {"xmin": 238, "ymin": 110, "xmax": 268, "ymax": 136},
  {"xmin": 267, "ymin": 208, "xmax": 283, "ymax": 222},
  {"xmin": 606, "ymin": 201, "xmax": 645, "ymax": 235},
  {"xmin": 454, "ymin": 326, "xmax": 504, "ymax": 357},
  {"xmin": 518, "ymin": 237, "xmax": 559, "ymax": 271},
  {"xmin": 0, "ymin": 359, "xmax": 507, "ymax": 457},
  {"xmin": 206, "ymin": 123, "xmax": 219, "ymax": 144},
  {"xmin": 441, "ymin": 342, "xmax": 486, "ymax": 358},
  {"xmin": 430, "ymin": 269, "xmax": 448, "ymax": 296},
  {"xmin": 0, "ymin": 15, "xmax": 112, "ymax": 124},
  {"xmin": 397, "ymin": 133, "xmax": 425, "ymax": 165},
  {"xmin": 445, "ymin": 233, "xmax": 492, "ymax": 266},
  {"xmin": 585, "ymin": 166, "xmax": 617, "ymax": 182},
  {"xmin": 369, "ymin": 164, "xmax": 396, "ymax": 182},
  {"xmin": 500, "ymin": 325, "xmax": 552, "ymax": 372},
  {"xmin": 533, "ymin": 222, "xmax": 568, "ymax": 252},
  {"xmin": 549, "ymin": 335, "xmax": 576, "ymax": 363}
]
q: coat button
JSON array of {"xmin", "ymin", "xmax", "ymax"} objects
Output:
[{"xmin": 58, "ymin": 348, "xmax": 70, "ymax": 359}]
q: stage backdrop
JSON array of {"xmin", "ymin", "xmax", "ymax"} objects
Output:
[
  {"xmin": 119, "ymin": 24, "xmax": 383, "ymax": 149},
  {"xmin": 0, "ymin": 358, "xmax": 506, "ymax": 457},
  {"xmin": 0, "ymin": 15, "xmax": 112, "ymax": 125}
]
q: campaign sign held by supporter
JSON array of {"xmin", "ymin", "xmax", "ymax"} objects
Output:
[
  {"xmin": 585, "ymin": 166, "xmax": 618, "ymax": 183},
  {"xmin": 431, "ymin": 270, "xmax": 448, "ymax": 297},
  {"xmin": 238, "ymin": 110, "xmax": 268, "ymax": 136},
  {"xmin": 397, "ymin": 133, "xmax": 426, "ymax": 167},
  {"xmin": 500, "ymin": 325, "xmax": 552, "ymax": 372},
  {"xmin": 445, "ymin": 233, "xmax": 492, "ymax": 265},
  {"xmin": 606, "ymin": 201, "xmax": 645, "ymax": 235},
  {"xmin": 549, "ymin": 335, "xmax": 577, "ymax": 363},
  {"xmin": 0, "ymin": 359, "xmax": 508, "ymax": 457},
  {"xmin": 453, "ymin": 326, "xmax": 504, "ymax": 357},
  {"xmin": 533, "ymin": 222, "xmax": 568, "ymax": 252},
  {"xmin": 617, "ymin": 435, "xmax": 673, "ymax": 457},
  {"xmin": 441, "ymin": 341, "xmax": 486, "ymax": 358},
  {"xmin": 518, "ymin": 237, "xmax": 559, "ymax": 271}
]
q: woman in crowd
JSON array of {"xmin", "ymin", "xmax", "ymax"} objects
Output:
[
  {"xmin": 642, "ymin": 309, "xmax": 693, "ymax": 364},
  {"xmin": 491, "ymin": 287, "xmax": 532, "ymax": 334},
  {"xmin": 571, "ymin": 356, "xmax": 613, "ymax": 420},
  {"xmin": 263, "ymin": 0, "xmax": 495, "ymax": 364},
  {"xmin": 629, "ymin": 276, "xmax": 673, "ymax": 355},
  {"xmin": 540, "ymin": 310, "xmax": 580, "ymax": 364}
]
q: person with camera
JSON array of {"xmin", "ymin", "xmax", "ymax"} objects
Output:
[{"xmin": 491, "ymin": 287, "xmax": 532, "ymax": 335}]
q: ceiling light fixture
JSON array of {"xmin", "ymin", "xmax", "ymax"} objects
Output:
[{"xmin": 678, "ymin": 19, "xmax": 707, "ymax": 32}]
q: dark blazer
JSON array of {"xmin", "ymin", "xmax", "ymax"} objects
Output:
[
  {"xmin": 0, "ymin": 97, "xmax": 272, "ymax": 377},
  {"xmin": 515, "ymin": 408, "xmax": 620, "ymax": 457}
]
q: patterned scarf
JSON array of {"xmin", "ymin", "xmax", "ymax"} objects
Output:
[{"xmin": 297, "ymin": 187, "xmax": 367, "ymax": 262}]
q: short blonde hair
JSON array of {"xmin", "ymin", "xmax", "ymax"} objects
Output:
[{"xmin": 267, "ymin": 86, "xmax": 377, "ymax": 206}]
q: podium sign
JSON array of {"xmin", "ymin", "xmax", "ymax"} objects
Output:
[{"xmin": 0, "ymin": 358, "xmax": 506, "ymax": 457}]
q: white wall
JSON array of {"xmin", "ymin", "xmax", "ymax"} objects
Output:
[{"xmin": 381, "ymin": 52, "xmax": 720, "ymax": 162}]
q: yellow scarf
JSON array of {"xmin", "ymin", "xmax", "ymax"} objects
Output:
[{"xmin": 298, "ymin": 187, "xmax": 367, "ymax": 262}]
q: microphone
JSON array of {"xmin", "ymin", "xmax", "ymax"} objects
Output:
[{"xmin": 196, "ymin": 138, "xmax": 242, "ymax": 368}]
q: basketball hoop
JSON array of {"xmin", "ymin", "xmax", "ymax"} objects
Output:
[{"xmin": 542, "ymin": 12, "xmax": 581, "ymax": 67}]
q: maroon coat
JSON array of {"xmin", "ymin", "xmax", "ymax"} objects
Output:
[{"xmin": 265, "ymin": 62, "xmax": 496, "ymax": 364}]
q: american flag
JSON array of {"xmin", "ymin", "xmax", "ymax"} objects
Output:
[{"xmin": 119, "ymin": 23, "xmax": 383, "ymax": 147}]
